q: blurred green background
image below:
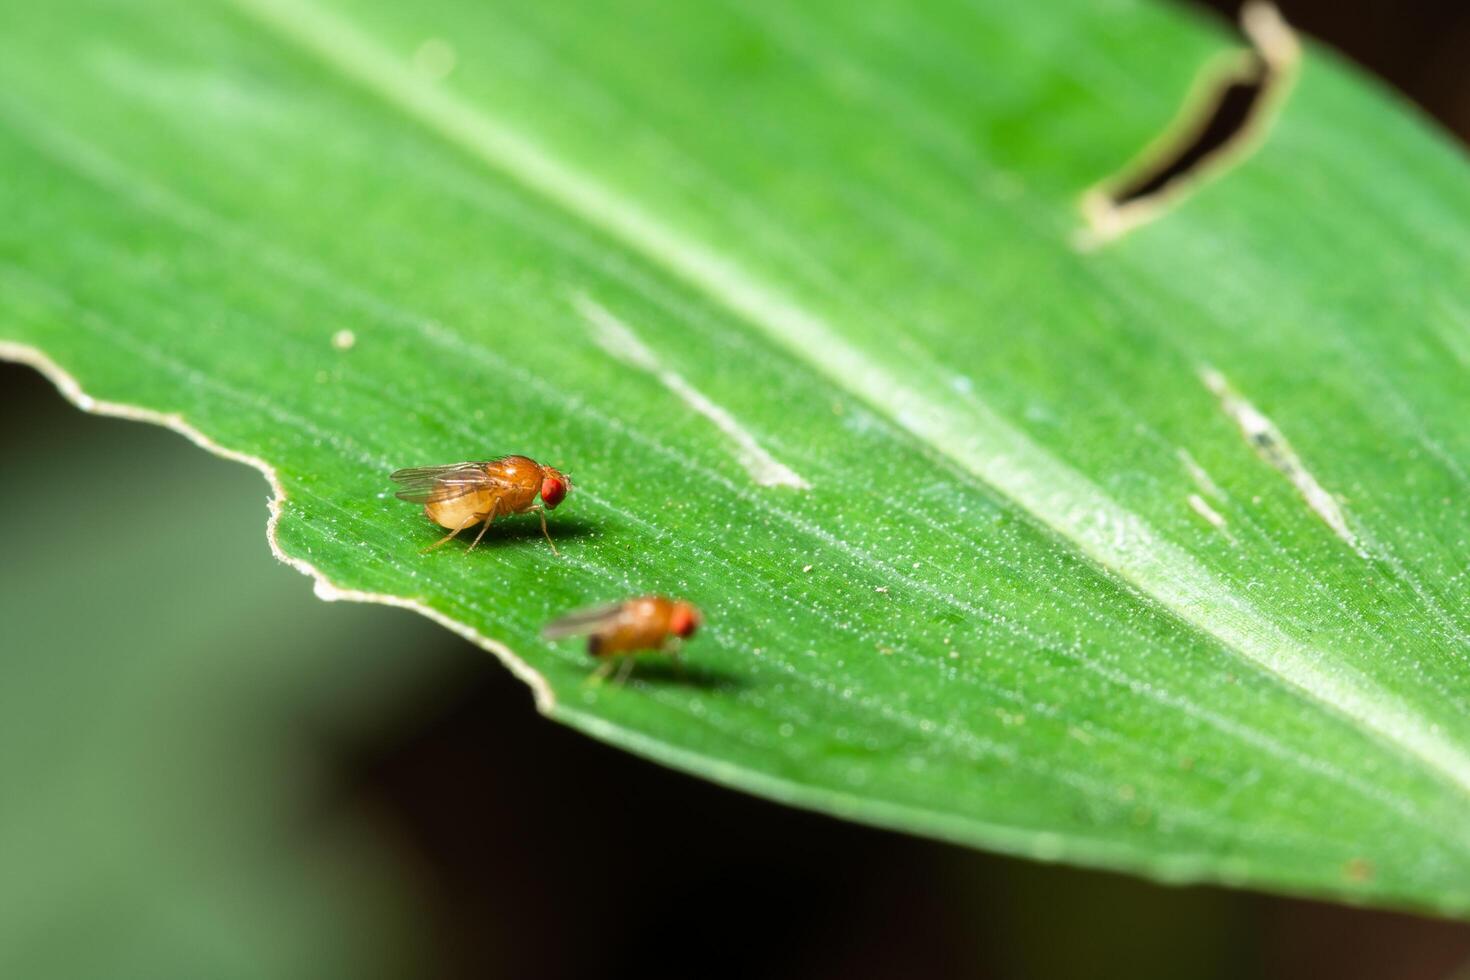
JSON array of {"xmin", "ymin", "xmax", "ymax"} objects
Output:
[
  {"xmin": 5, "ymin": 0, "xmax": 1470, "ymax": 976},
  {"xmin": 0, "ymin": 364, "xmax": 443, "ymax": 979}
]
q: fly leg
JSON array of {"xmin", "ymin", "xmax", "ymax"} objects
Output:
[
  {"xmin": 419, "ymin": 515, "xmax": 477, "ymax": 553},
  {"xmin": 528, "ymin": 504, "xmax": 560, "ymax": 557},
  {"xmin": 467, "ymin": 502, "xmax": 501, "ymax": 551},
  {"xmin": 614, "ymin": 656, "xmax": 636, "ymax": 684},
  {"xmin": 586, "ymin": 658, "xmax": 618, "ymax": 686}
]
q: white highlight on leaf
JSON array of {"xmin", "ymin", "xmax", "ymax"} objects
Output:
[
  {"xmin": 1199, "ymin": 366, "xmax": 1361, "ymax": 554},
  {"xmin": 411, "ymin": 38, "xmax": 456, "ymax": 81},
  {"xmin": 1177, "ymin": 448, "xmax": 1226, "ymax": 500},
  {"xmin": 1179, "ymin": 450, "xmax": 1234, "ymax": 541},
  {"xmin": 573, "ymin": 293, "xmax": 810, "ymax": 490},
  {"xmin": 0, "ymin": 340, "xmax": 555, "ymax": 711},
  {"xmin": 1187, "ymin": 493, "xmax": 1233, "ymax": 539},
  {"xmin": 232, "ymin": 0, "xmax": 1470, "ymax": 803}
]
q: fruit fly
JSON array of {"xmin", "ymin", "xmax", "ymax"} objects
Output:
[
  {"xmin": 390, "ymin": 455, "xmax": 571, "ymax": 555},
  {"xmin": 542, "ymin": 596, "xmax": 702, "ymax": 683}
]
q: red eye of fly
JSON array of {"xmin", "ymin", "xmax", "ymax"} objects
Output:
[
  {"xmin": 669, "ymin": 604, "xmax": 700, "ymax": 639},
  {"xmin": 540, "ymin": 474, "xmax": 567, "ymax": 509}
]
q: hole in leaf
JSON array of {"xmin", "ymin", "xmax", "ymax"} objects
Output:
[
  {"xmin": 1109, "ymin": 54, "xmax": 1268, "ymax": 206},
  {"xmin": 1078, "ymin": 2, "xmax": 1300, "ymax": 245}
]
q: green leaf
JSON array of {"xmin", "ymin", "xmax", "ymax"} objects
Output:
[{"xmin": 3, "ymin": 0, "xmax": 1468, "ymax": 913}]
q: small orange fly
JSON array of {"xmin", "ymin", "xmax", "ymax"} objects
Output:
[
  {"xmin": 390, "ymin": 454, "xmax": 571, "ymax": 554},
  {"xmin": 542, "ymin": 596, "xmax": 702, "ymax": 683}
]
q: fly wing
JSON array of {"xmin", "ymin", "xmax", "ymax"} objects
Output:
[
  {"xmin": 541, "ymin": 602, "xmax": 628, "ymax": 640},
  {"xmin": 390, "ymin": 462, "xmax": 498, "ymax": 504}
]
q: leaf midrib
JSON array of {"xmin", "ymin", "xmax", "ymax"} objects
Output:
[{"xmin": 227, "ymin": 0, "xmax": 1470, "ymax": 805}]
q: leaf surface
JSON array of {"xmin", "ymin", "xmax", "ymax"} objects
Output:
[{"xmin": 3, "ymin": 0, "xmax": 1469, "ymax": 911}]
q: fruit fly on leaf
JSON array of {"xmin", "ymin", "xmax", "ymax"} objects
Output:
[
  {"xmin": 390, "ymin": 454, "xmax": 571, "ymax": 555},
  {"xmin": 542, "ymin": 596, "xmax": 702, "ymax": 683}
]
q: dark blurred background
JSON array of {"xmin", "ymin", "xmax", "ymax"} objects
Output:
[{"xmin": 4, "ymin": 2, "xmax": 1469, "ymax": 977}]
